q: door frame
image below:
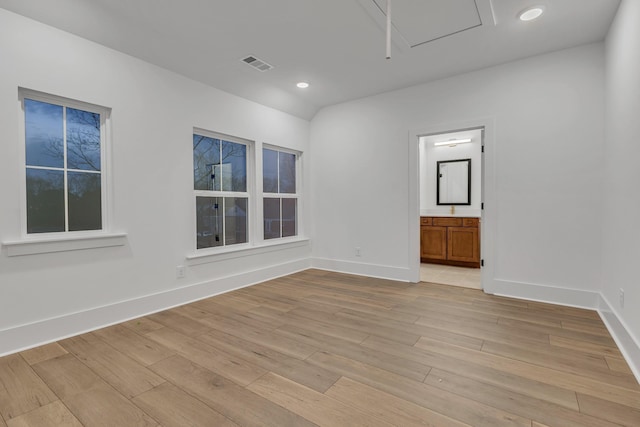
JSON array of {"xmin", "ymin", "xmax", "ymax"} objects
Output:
[{"xmin": 408, "ymin": 118, "xmax": 496, "ymax": 294}]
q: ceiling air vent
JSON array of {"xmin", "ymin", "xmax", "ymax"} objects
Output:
[{"xmin": 241, "ymin": 55, "xmax": 274, "ymax": 72}]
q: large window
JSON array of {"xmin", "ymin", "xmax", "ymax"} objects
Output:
[
  {"xmin": 193, "ymin": 131, "xmax": 249, "ymax": 249},
  {"xmin": 263, "ymin": 147, "xmax": 299, "ymax": 240},
  {"xmin": 22, "ymin": 91, "xmax": 106, "ymax": 234}
]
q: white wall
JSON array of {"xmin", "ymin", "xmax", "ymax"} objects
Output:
[
  {"xmin": 310, "ymin": 43, "xmax": 605, "ymax": 298},
  {"xmin": 0, "ymin": 9, "xmax": 311, "ymax": 354},
  {"xmin": 419, "ymin": 129, "xmax": 482, "ymax": 217},
  {"xmin": 602, "ymin": 0, "xmax": 640, "ymax": 377}
]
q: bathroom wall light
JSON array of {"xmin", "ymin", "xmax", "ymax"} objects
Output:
[
  {"xmin": 296, "ymin": 82, "xmax": 310, "ymax": 89},
  {"xmin": 518, "ymin": 6, "xmax": 545, "ymax": 21},
  {"xmin": 434, "ymin": 138, "xmax": 472, "ymax": 147}
]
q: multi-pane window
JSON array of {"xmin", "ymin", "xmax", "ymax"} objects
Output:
[
  {"xmin": 193, "ymin": 131, "xmax": 249, "ymax": 249},
  {"xmin": 22, "ymin": 93, "xmax": 105, "ymax": 234},
  {"xmin": 263, "ymin": 148, "xmax": 298, "ymax": 240}
]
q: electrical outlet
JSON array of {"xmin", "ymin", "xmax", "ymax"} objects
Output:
[
  {"xmin": 619, "ymin": 288, "xmax": 625, "ymax": 308},
  {"xmin": 355, "ymin": 247, "xmax": 362, "ymax": 257},
  {"xmin": 176, "ymin": 265, "xmax": 185, "ymax": 279}
]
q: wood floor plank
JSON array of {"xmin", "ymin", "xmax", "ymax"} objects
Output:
[
  {"xmin": 576, "ymin": 392, "xmax": 640, "ymax": 426},
  {"xmin": 497, "ymin": 317, "xmax": 617, "ymax": 348},
  {"xmin": 64, "ymin": 386, "xmax": 159, "ymax": 427},
  {"xmin": 122, "ymin": 317, "xmax": 165, "ymax": 335},
  {"xmin": 32, "ymin": 353, "xmax": 158, "ymax": 426},
  {"xmin": 132, "ymin": 382, "xmax": 240, "ymax": 427},
  {"xmin": 0, "ymin": 354, "xmax": 58, "ymax": 420},
  {"xmin": 199, "ymin": 328, "xmax": 341, "ymax": 392},
  {"xmin": 394, "ymin": 299, "xmax": 502, "ymax": 325},
  {"xmin": 365, "ymin": 335, "xmax": 579, "ymax": 410},
  {"xmin": 288, "ymin": 306, "xmax": 421, "ymax": 346},
  {"xmin": 304, "ymin": 295, "xmax": 420, "ymax": 323},
  {"xmin": 5, "ymin": 401, "xmax": 82, "ymax": 427},
  {"xmin": 549, "ymin": 335, "xmax": 623, "ymax": 358},
  {"xmin": 200, "ymin": 312, "xmax": 318, "ymax": 360},
  {"xmin": 336, "ymin": 306, "xmax": 493, "ymax": 350},
  {"xmin": 415, "ymin": 314, "xmax": 552, "ymax": 349},
  {"xmin": 248, "ymin": 306, "xmax": 370, "ymax": 344},
  {"xmin": 92, "ymin": 325, "xmax": 174, "ymax": 366},
  {"xmin": 147, "ymin": 309, "xmax": 211, "ymax": 337},
  {"xmin": 146, "ymin": 327, "xmax": 267, "ymax": 386},
  {"xmin": 306, "ymin": 351, "xmax": 530, "ymax": 427},
  {"xmin": 526, "ymin": 300, "xmax": 601, "ymax": 320},
  {"xmin": 59, "ymin": 333, "xmax": 165, "ymax": 398},
  {"xmin": 481, "ymin": 340, "xmax": 639, "ymax": 389},
  {"xmin": 276, "ymin": 324, "xmax": 431, "ymax": 381},
  {"xmin": 561, "ymin": 319, "xmax": 612, "ymax": 336},
  {"xmin": 170, "ymin": 304, "xmax": 213, "ymax": 320},
  {"xmin": 19, "ymin": 343, "xmax": 67, "ymax": 366},
  {"xmin": 325, "ymin": 376, "xmax": 471, "ymax": 427},
  {"xmin": 31, "ymin": 353, "xmax": 108, "ymax": 400},
  {"xmin": 605, "ymin": 355, "xmax": 635, "ymax": 375},
  {"xmin": 425, "ymin": 368, "xmax": 619, "ymax": 427},
  {"xmin": 414, "ymin": 336, "xmax": 640, "ymax": 409},
  {"xmin": 192, "ymin": 294, "xmax": 263, "ymax": 314},
  {"xmin": 230, "ymin": 288, "xmax": 299, "ymax": 311},
  {"xmin": 247, "ymin": 372, "xmax": 393, "ymax": 427},
  {"xmin": 149, "ymin": 355, "xmax": 318, "ymax": 427}
]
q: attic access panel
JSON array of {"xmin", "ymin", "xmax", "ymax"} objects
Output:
[{"xmin": 371, "ymin": 0, "xmax": 482, "ymax": 47}]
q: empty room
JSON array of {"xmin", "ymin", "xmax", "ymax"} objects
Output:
[{"xmin": 0, "ymin": 0, "xmax": 639, "ymax": 426}]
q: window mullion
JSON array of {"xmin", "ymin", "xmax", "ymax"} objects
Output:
[
  {"xmin": 279, "ymin": 198, "xmax": 283, "ymax": 238},
  {"xmin": 62, "ymin": 106, "xmax": 69, "ymax": 232},
  {"xmin": 221, "ymin": 198, "xmax": 226, "ymax": 246}
]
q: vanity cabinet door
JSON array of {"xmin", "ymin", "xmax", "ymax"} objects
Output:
[
  {"xmin": 421, "ymin": 226, "xmax": 447, "ymax": 260},
  {"xmin": 447, "ymin": 226, "xmax": 479, "ymax": 263}
]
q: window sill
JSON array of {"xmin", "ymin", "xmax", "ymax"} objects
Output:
[
  {"xmin": 3, "ymin": 233, "xmax": 128, "ymax": 257},
  {"xmin": 186, "ymin": 237, "xmax": 310, "ymax": 265}
]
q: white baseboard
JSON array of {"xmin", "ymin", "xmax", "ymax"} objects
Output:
[
  {"xmin": 311, "ymin": 257, "xmax": 412, "ymax": 282},
  {"xmin": 598, "ymin": 295, "xmax": 640, "ymax": 384},
  {"xmin": 0, "ymin": 257, "xmax": 311, "ymax": 357},
  {"xmin": 489, "ymin": 279, "xmax": 601, "ymax": 309}
]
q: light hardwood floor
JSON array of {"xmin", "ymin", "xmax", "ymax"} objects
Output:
[{"xmin": 1, "ymin": 269, "xmax": 638, "ymax": 426}]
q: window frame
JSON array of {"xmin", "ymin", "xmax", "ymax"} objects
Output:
[
  {"xmin": 261, "ymin": 144, "xmax": 302, "ymax": 241},
  {"xmin": 18, "ymin": 88, "xmax": 111, "ymax": 239},
  {"xmin": 193, "ymin": 128, "xmax": 255, "ymax": 252}
]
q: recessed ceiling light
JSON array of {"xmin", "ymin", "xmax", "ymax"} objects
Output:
[
  {"xmin": 518, "ymin": 6, "xmax": 545, "ymax": 22},
  {"xmin": 296, "ymin": 82, "xmax": 309, "ymax": 89}
]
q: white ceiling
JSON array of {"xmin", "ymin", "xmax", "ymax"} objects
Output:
[{"xmin": 0, "ymin": 0, "xmax": 620, "ymax": 120}]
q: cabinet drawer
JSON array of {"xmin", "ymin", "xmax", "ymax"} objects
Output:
[
  {"xmin": 432, "ymin": 217, "xmax": 463, "ymax": 227},
  {"xmin": 420, "ymin": 217, "xmax": 432, "ymax": 225},
  {"xmin": 463, "ymin": 218, "xmax": 479, "ymax": 227}
]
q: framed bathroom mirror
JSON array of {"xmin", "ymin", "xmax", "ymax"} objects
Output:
[{"xmin": 437, "ymin": 158, "xmax": 471, "ymax": 205}]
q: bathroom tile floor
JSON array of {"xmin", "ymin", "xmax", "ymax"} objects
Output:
[{"xmin": 420, "ymin": 263, "xmax": 481, "ymax": 289}]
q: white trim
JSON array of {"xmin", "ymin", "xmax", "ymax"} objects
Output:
[
  {"xmin": 311, "ymin": 257, "xmax": 412, "ymax": 282},
  {"xmin": 408, "ymin": 117, "xmax": 496, "ymax": 289},
  {"xmin": 192, "ymin": 129, "xmax": 253, "ymax": 250},
  {"xmin": 186, "ymin": 237, "xmax": 309, "ymax": 265},
  {"xmin": 192, "ymin": 127, "xmax": 253, "ymax": 146},
  {"xmin": 0, "ymin": 257, "xmax": 310, "ymax": 357},
  {"xmin": 3, "ymin": 232, "xmax": 127, "ymax": 257},
  {"xmin": 260, "ymin": 146, "xmax": 302, "ymax": 241},
  {"xmin": 598, "ymin": 295, "xmax": 640, "ymax": 384},
  {"xmin": 490, "ymin": 279, "xmax": 601, "ymax": 309},
  {"xmin": 18, "ymin": 88, "xmax": 112, "ymax": 237}
]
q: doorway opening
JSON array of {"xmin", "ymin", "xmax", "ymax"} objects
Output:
[{"xmin": 417, "ymin": 127, "xmax": 484, "ymax": 290}]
